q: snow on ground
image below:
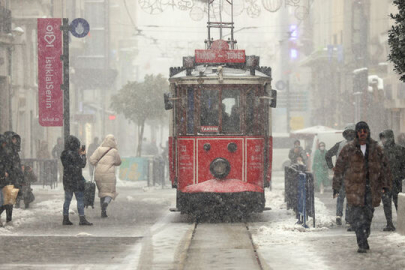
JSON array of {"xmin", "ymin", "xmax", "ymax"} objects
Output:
[
  {"xmin": 251, "ymin": 187, "xmax": 335, "ymax": 270},
  {"xmin": 251, "ymin": 172, "xmax": 405, "ymax": 270},
  {"xmin": 0, "ymin": 185, "xmax": 71, "ymax": 235},
  {"xmin": 0, "ymin": 178, "xmax": 163, "ymax": 235}
]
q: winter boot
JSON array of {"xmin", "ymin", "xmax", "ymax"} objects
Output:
[
  {"xmin": 101, "ymin": 205, "xmax": 108, "ymax": 218},
  {"xmin": 383, "ymin": 223, "xmax": 396, "ymax": 231},
  {"xmin": 336, "ymin": 216, "xmax": 342, "ymax": 226},
  {"xmin": 5, "ymin": 205, "xmax": 13, "ymax": 222},
  {"xmin": 79, "ymin": 215, "xmax": 93, "ymax": 226},
  {"xmin": 62, "ymin": 215, "xmax": 73, "ymax": 225},
  {"xmin": 101, "ymin": 210, "xmax": 108, "ymax": 218}
]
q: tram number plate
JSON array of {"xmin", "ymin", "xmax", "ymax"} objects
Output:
[{"xmin": 200, "ymin": 126, "xmax": 219, "ymax": 133}]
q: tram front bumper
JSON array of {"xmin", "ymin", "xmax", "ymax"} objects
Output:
[
  {"xmin": 183, "ymin": 178, "xmax": 263, "ymax": 193},
  {"xmin": 178, "ymin": 179, "xmax": 265, "ymax": 214}
]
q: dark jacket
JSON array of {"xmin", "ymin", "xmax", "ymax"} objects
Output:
[
  {"xmin": 61, "ymin": 135, "xmax": 86, "ymax": 192},
  {"xmin": 4, "ymin": 131, "xmax": 23, "ymax": 187},
  {"xmin": 0, "ymin": 135, "xmax": 9, "ymax": 189},
  {"xmin": 379, "ymin": 129, "xmax": 405, "ymax": 193},
  {"xmin": 332, "ymin": 138, "xmax": 392, "ymax": 207}
]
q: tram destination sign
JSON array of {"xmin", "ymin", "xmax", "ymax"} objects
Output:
[{"xmin": 195, "ymin": 40, "xmax": 245, "ymax": 64}]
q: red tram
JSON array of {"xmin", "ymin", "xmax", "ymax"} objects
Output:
[{"xmin": 164, "ymin": 2, "xmax": 276, "ymax": 215}]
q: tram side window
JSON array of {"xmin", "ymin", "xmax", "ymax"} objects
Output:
[
  {"xmin": 187, "ymin": 88, "xmax": 194, "ymax": 134},
  {"xmin": 200, "ymin": 89, "xmax": 219, "ymax": 127},
  {"xmin": 221, "ymin": 89, "xmax": 241, "ymax": 133},
  {"xmin": 176, "ymin": 89, "xmax": 186, "ymax": 135},
  {"xmin": 246, "ymin": 90, "xmax": 255, "ymax": 135}
]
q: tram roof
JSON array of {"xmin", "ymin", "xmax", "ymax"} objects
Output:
[{"xmin": 169, "ymin": 65, "xmax": 271, "ymax": 84}]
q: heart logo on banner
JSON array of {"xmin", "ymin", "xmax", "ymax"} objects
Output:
[{"xmin": 44, "ymin": 35, "xmax": 56, "ymax": 45}]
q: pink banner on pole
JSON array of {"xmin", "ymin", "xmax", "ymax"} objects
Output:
[{"xmin": 37, "ymin": 18, "xmax": 63, "ymax": 126}]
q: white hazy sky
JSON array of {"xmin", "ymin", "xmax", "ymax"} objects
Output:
[{"xmin": 134, "ymin": 2, "xmax": 284, "ymax": 79}]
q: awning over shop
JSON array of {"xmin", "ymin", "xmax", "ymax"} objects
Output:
[{"xmin": 290, "ymin": 125, "xmax": 342, "ymax": 138}]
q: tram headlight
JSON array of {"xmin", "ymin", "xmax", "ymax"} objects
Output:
[{"xmin": 209, "ymin": 158, "xmax": 231, "ymax": 179}]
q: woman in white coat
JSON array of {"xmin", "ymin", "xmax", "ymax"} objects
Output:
[{"xmin": 89, "ymin": 134, "xmax": 121, "ymax": 218}]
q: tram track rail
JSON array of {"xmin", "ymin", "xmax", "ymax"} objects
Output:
[{"xmin": 179, "ymin": 220, "xmax": 266, "ymax": 270}]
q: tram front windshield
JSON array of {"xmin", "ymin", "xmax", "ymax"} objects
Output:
[{"xmin": 178, "ymin": 86, "xmax": 264, "ymax": 135}]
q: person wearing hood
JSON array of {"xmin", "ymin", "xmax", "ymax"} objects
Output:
[
  {"xmin": 325, "ymin": 124, "xmax": 356, "ymax": 227},
  {"xmin": 379, "ymin": 129, "xmax": 405, "ymax": 231},
  {"xmin": 89, "ymin": 134, "xmax": 122, "ymax": 218},
  {"xmin": 289, "ymin": 140, "xmax": 307, "ymax": 165},
  {"xmin": 61, "ymin": 135, "xmax": 92, "ymax": 226},
  {"xmin": 312, "ymin": 142, "xmax": 329, "ymax": 194},
  {"xmin": 332, "ymin": 121, "xmax": 392, "ymax": 253},
  {"xmin": 0, "ymin": 135, "xmax": 10, "ymax": 226},
  {"xmin": 1, "ymin": 131, "xmax": 23, "ymax": 221}
]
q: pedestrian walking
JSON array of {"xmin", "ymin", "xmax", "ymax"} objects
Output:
[
  {"xmin": 0, "ymin": 135, "xmax": 9, "ymax": 227},
  {"xmin": 52, "ymin": 137, "xmax": 64, "ymax": 182},
  {"xmin": 87, "ymin": 137, "xmax": 99, "ymax": 179},
  {"xmin": 289, "ymin": 140, "xmax": 307, "ymax": 165},
  {"xmin": 379, "ymin": 129, "xmax": 405, "ymax": 231},
  {"xmin": 312, "ymin": 142, "xmax": 329, "ymax": 194},
  {"xmin": 61, "ymin": 135, "xmax": 92, "ymax": 226},
  {"xmin": 325, "ymin": 124, "xmax": 356, "ymax": 227},
  {"xmin": 332, "ymin": 121, "xmax": 392, "ymax": 253},
  {"xmin": 18, "ymin": 165, "xmax": 37, "ymax": 209},
  {"xmin": 89, "ymin": 134, "xmax": 121, "ymax": 218},
  {"xmin": 1, "ymin": 131, "xmax": 23, "ymax": 220},
  {"xmin": 37, "ymin": 140, "xmax": 50, "ymax": 159}
]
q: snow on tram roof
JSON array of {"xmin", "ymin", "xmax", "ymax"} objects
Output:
[{"xmin": 170, "ymin": 65, "xmax": 270, "ymax": 79}]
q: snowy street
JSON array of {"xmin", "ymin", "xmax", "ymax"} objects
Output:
[{"xmin": 1, "ymin": 171, "xmax": 405, "ymax": 269}]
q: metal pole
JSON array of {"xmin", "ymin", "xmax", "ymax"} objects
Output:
[
  {"xmin": 231, "ymin": 0, "xmax": 234, "ymax": 49},
  {"xmin": 7, "ymin": 46, "xmax": 12, "ymax": 130},
  {"xmin": 61, "ymin": 18, "xmax": 70, "ymax": 144},
  {"xmin": 207, "ymin": 0, "xmax": 211, "ymax": 48},
  {"xmin": 286, "ymin": 80, "xmax": 290, "ymax": 133}
]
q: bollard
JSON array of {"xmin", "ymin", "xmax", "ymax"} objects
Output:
[
  {"xmin": 297, "ymin": 173, "xmax": 309, "ymax": 228},
  {"xmin": 398, "ymin": 193, "xmax": 405, "ymax": 235}
]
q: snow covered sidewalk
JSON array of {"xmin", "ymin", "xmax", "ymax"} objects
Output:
[{"xmin": 250, "ymin": 173, "xmax": 405, "ymax": 270}]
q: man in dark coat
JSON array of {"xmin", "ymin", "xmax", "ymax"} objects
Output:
[
  {"xmin": 0, "ymin": 135, "xmax": 10, "ymax": 226},
  {"xmin": 61, "ymin": 135, "xmax": 92, "ymax": 226},
  {"xmin": 1, "ymin": 131, "xmax": 24, "ymax": 221},
  {"xmin": 325, "ymin": 124, "xmax": 356, "ymax": 227},
  {"xmin": 379, "ymin": 129, "xmax": 405, "ymax": 231},
  {"xmin": 333, "ymin": 121, "xmax": 392, "ymax": 253}
]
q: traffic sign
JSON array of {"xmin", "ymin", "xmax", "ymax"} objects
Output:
[{"xmin": 70, "ymin": 18, "xmax": 90, "ymax": 38}]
